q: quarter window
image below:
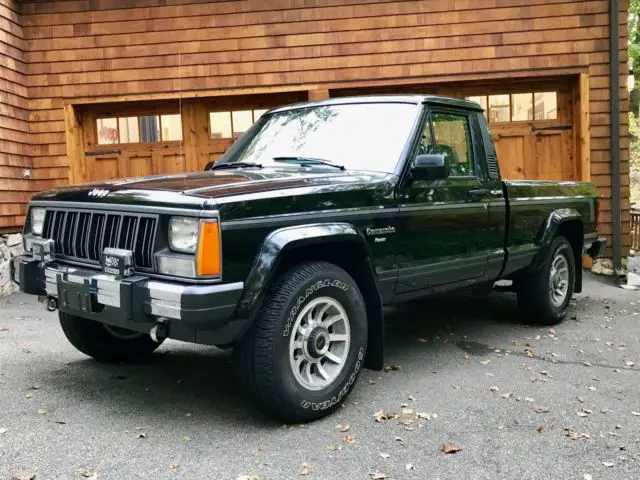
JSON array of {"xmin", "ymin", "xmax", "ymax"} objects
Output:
[
  {"xmin": 466, "ymin": 92, "xmax": 558, "ymax": 123},
  {"xmin": 96, "ymin": 113, "xmax": 182, "ymax": 145},
  {"xmin": 430, "ymin": 112, "xmax": 474, "ymax": 177}
]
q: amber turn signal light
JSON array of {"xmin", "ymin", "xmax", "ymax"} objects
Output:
[{"xmin": 196, "ymin": 221, "xmax": 221, "ymax": 276}]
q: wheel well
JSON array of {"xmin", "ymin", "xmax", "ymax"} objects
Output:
[
  {"xmin": 274, "ymin": 240, "xmax": 385, "ymax": 370},
  {"xmin": 557, "ymin": 220, "xmax": 583, "ymax": 294}
]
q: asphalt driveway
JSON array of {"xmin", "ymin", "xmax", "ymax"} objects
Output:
[{"xmin": 1, "ymin": 273, "xmax": 639, "ymax": 480}]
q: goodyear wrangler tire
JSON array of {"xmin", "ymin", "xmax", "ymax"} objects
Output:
[
  {"xmin": 234, "ymin": 261, "xmax": 367, "ymax": 423},
  {"xmin": 59, "ymin": 312, "xmax": 163, "ymax": 362}
]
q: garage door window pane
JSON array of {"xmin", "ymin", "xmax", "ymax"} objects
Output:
[
  {"xmin": 232, "ymin": 110, "xmax": 254, "ymax": 138},
  {"xmin": 534, "ymin": 92, "xmax": 557, "ymax": 120},
  {"xmin": 160, "ymin": 114, "xmax": 182, "ymax": 141},
  {"xmin": 118, "ymin": 117, "xmax": 139, "ymax": 143},
  {"xmin": 97, "ymin": 118, "xmax": 118, "ymax": 144},
  {"xmin": 511, "ymin": 93, "xmax": 533, "ymax": 121},
  {"xmin": 253, "ymin": 109, "xmax": 268, "ymax": 121},
  {"xmin": 210, "ymin": 112, "xmax": 232, "ymax": 139},
  {"xmin": 466, "ymin": 96, "xmax": 487, "ymax": 115},
  {"xmin": 140, "ymin": 115, "xmax": 160, "ymax": 142},
  {"xmin": 488, "ymin": 95, "xmax": 510, "ymax": 123}
]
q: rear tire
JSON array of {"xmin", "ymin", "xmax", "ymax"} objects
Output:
[
  {"xmin": 234, "ymin": 261, "xmax": 367, "ymax": 423},
  {"xmin": 516, "ymin": 236, "xmax": 575, "ymax": 326},
  {"xmin": 59, "ymin": 313, "xmax": 163, "ymax": 362}
]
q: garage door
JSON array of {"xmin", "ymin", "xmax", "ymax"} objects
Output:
[{"xmin": 465, "ymin": 85, "xmax": 575, "ymax": 181}]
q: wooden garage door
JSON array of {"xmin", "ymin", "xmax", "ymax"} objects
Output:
[{"xmin": 466, "ymin": 85, "xmax": 575, "ymax": 181}]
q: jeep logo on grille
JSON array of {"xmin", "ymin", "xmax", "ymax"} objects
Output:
[{"xmin": 88, "ymin": 188, "xmax": 109, "ymax": 198}]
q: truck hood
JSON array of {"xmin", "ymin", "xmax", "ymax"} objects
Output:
[{"xmin": 31, "ymin": 168, "xmax": 393, "ymax": 208}]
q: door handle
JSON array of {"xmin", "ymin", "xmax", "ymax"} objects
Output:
[{"xmin": 468, "ymin": 188, "xmax": 489, "ymax": 197}]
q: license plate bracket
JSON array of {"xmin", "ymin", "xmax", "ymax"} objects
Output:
[{"xmin": 57, "ymin": 276, "xmax": 98, "ymax": 315}]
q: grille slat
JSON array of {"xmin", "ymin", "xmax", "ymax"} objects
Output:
[{"xmin": 41, "ymin": 209, "xmax": 157, "ymax": 271}]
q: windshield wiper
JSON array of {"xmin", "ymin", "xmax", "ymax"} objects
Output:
[
  {"xmin": 273, "ymin": 156, "xmax": 345, "ymax": 171},
  {"xmin": 209, "ymin": 162, "xmax": 263, "ymax": 170}
]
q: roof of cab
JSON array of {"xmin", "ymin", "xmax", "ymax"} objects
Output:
[{"xmin": 268, "ymin": 94, "xmax": 484, "ymax": 114}]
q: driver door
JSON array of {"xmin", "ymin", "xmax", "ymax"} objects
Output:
[{"xmin": 394, "ymin": 108, "xmax": 491, "ymax": 296}]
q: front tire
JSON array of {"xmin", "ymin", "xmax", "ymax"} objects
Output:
[
  {"xmin": 234, "ymin": 262, "xmax": 367, "ymax": 423},
  {"xmin": 516, "ymin": 235, "xmax": 575, "ymax": 325},
  {"xmin": 59, "ymin": 313, "xmax": 163, "ymax": 362}
]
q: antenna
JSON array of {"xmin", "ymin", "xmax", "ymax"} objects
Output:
[{"xmin": 178, "ymin": 50, "xmax": 185, "ymax": 174}]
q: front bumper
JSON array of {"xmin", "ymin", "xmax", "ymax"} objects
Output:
[{"xmin": 11, "ymin": 255, "xmax": 245, "ymax": 343}]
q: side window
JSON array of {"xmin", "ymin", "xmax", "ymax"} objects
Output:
[{"xmin": 431, "ymin": 112, "xmax": 474, "ymax": 177}]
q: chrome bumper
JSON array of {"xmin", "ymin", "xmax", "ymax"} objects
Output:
[{"xmin": 11, "ymin": 255, "xmax": 243, "ymax": 329}]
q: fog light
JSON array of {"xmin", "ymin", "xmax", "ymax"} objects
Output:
[{"xmin": 157, "ymin": 256, "xmax": 196, "ymax": 278}]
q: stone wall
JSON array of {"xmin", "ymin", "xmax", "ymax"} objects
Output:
[{"xmin": 0, "ymin": 234, "xmax": 23, "ymax": 296}]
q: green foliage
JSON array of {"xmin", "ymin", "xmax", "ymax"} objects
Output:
[{"xmin": 630, "ymin": 0, "xmax": 640, "ymax": 74}]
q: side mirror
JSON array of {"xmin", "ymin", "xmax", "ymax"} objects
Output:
[
  {"xmin": 204, "ymin": 161, "xmax": 215, "ymax": 171},
  {"xmin": 412, "ymin": 154, "xmax": 449, "ymax": 181}
]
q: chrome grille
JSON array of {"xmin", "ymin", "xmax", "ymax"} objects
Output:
[{"xmin": 42, "ymin": 209, "xmax": 157, "ymax": 269}]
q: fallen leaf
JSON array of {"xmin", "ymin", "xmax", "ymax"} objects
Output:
[
  {"xmin": 401, "ymin": 408, "xmax": 413, "ymax": 415},
  {"xmin": 581, "ymin": 408, "xmax": 593, "ymax": 414},
  {"xmin": 441, "ymin": 442, "xmax": 463, "ymax": 454},
  {"xmin": 137, "ymin": 433, "xmax": 146, "ymax": 439},
  {"xmin": 397, "ymin": 417, "xmax": 414, "ymax": 426},
  {"xmin": 583, "ymin": 361, "xmax": 593, "ymax": 367},
  {"xmin": 602, "ymin": 462, "xmax": 614, "ymax": 467},
  {"xmin": 577, "ymin": 411, "xmax": 589, "ymax": 417},
  {"xmin": 37, "ymin": 408, "xmax": 46, "ymax": 415},
  {"xmin": 615, "ymin": 424, "xmax": 622, "ymax": 429},
  {"xmin": 524, "ymin": 398, "xmax": 534, "ymax": 403},
  {"xmin": 181, "ymin": 435, "xmax": 191, "ymax": 443},
  {"xmin": 488, "ymin": 386, "xmax": 499, "ymax": 392},
  {"xmin": 369, "ymin": 472, "xmax": 389, "ymax": 479},
  {"xmin": 326, "ymin": 444, "xmax": 342, "ymax": 451},
  {"xmin": 577, "ymin": 396, "xmax": 585, "ymax": 403},
  {"xmin": 394, "ymin": 436, "xmax": 404, "ymax": 443},
  {"xmin": 631, "ymin": 411, "xmax": 640, "ymax": 416},
  {"xmin": 384, "ymin": 364, "xmax": 401, "ymax": 372},
  {"xmin": 344, "ymin": 434, "xmax": 356, "ymax": 444},
  {"xmin": 368, "ymin": 380, "xmax": 377, "ymax": 385},
  {"xmin": 336, "ymin": 424, "xmax": 350, "ymax": 433},
  {"xmin": 625, "ymin": 361, "xmax": 635, "ymax": 367},
  {"xmin": 374, "ymin": 410, "xmax": 394, "ymax": 422},
  {"xmin": 30, "ymin": 385, "xmax": 40, "ymax": 390},
  {"xmin": 417, "ymin": 337, "xmax": 428, "ymax": 343},
  {"xmin": 11, "ymin": 474, "xmax": 35, "ymax": 480},
  {"xmin": 417, "ymin": 412, "xmax": 431, "ymax": 420},
  {"xmin": 588, "ymin": 386, "xmax": 596, "ymax": 391},
  {"xmin": 480, "ymin": 359, "xmax": 491, "ymax": 365},
  {"xmin": 463, "ymin": 352, "xmax": 470, "ymax": 360},
  {"xmin": 502, "ymin": 393, "xmax": 512, "ymax": 399},
  {"xmin": 408, "ymin": 395, "xmax": 415, "ymax": 401},
  {"xmin": 406, "ymin": 464, "xmax": 415, "ymax": 470},
  {"xmin": 584, "ymin": 475, "xmax": 593, "ymax": 480},
  {"xmin": 0, "ymin": 428, "xmax": 6, "ymax": 434},
  {"xmin": 170, "ymin": 464, "xmax": 179, "ymax": 470},
  {"xmin": 25, "ymin": 392, "xmax": 32, "ymax": 399},
  {"xmin": 78, "ymin": 469, "xmax": 97, "ymax": 479},
  {"xmin": 379, "ymin": 452, "xmax": 390, "ymax": 459},
  {"xmin": 54, "ymin": 420, "xmax": 66, "ymax": 425},
  {"xmin": 534, "ymin": 406, "xmax": 550, "ymax": 413},
  {"xmin": 299, "ymin": 463, "xmax": 311, "ymax": 476},
  {"xmin": 565, "ymin": 428, "xmax": 580, "ymax": 440}
]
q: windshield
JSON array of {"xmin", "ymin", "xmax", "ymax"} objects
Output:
[{"xmin": 219, "ymin": 102, "xmax": 420, "ymax": 173}]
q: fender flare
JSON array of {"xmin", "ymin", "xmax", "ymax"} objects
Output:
[{"xmin": 531, "ymin": 208, "xmax": 584, "ymax": 292}]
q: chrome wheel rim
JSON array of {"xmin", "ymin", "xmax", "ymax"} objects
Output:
[
  {"xmin": 289, "ymin": 297, "xmax": 351, "ymax": 391},
  {"xmin": 103, "ymin": 324, "xmax": 144, "ymax": 340},
  {"xmin": 549, "ymin": 252, "xmax": 570, "ymax": 307}
]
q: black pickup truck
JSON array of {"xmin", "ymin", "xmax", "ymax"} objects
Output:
[{"xmin": 13, "ymin": 95, "xmax": 604, "ymax": 422}]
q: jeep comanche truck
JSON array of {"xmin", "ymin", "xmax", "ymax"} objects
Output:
[{"xmin": 12, "ymin": 95, "xmax": 604, "ymax": 422}]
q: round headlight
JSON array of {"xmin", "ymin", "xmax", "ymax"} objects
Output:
[
  {"xmin": 169, "ymin": 217, "xmax": 199, "ymax": 253},
  {"xmin": 30, "ymin": 208, "xmax": 46, "ymax": 236}
]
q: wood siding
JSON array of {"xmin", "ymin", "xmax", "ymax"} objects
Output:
[
  {"xmin": 0, "ymin": 0, "xmax": 30, "ymax": 231},
  {"xmin": 8, "ymin": 0, "xmax": 632, "ymax": 252}
]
